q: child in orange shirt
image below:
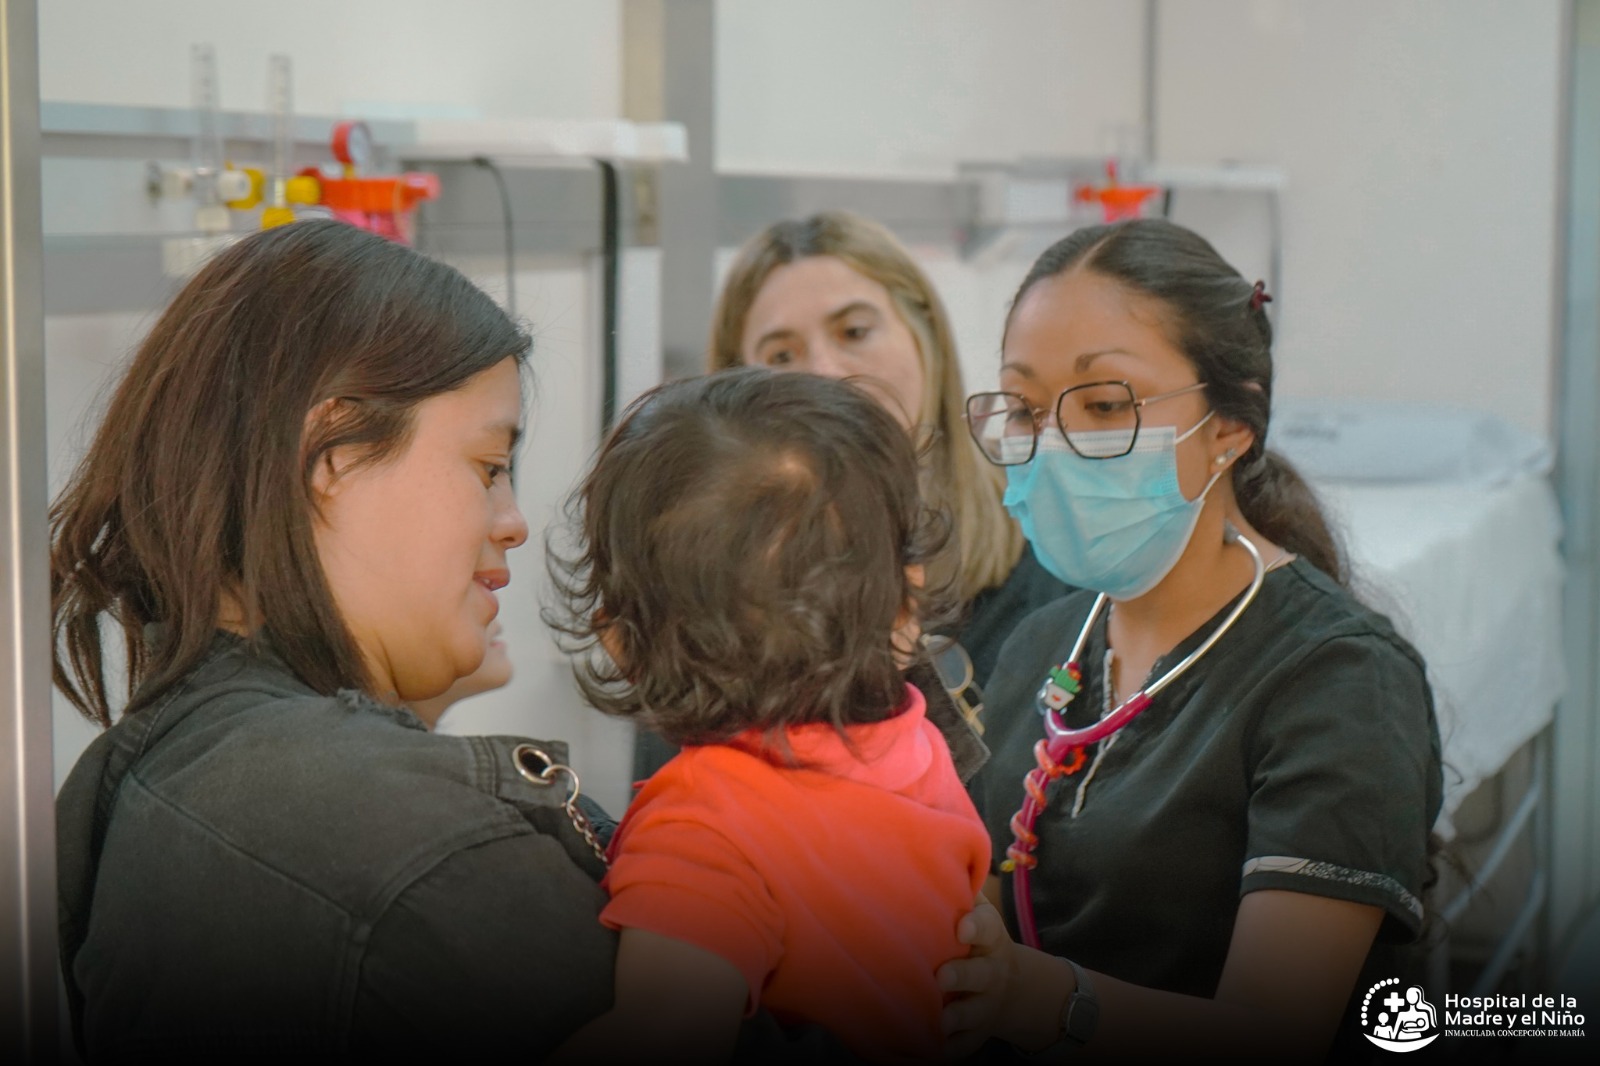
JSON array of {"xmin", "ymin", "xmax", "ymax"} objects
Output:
[{"xmin": 549, "ymin": 368, "xmax": 991, "ymax": 1063}]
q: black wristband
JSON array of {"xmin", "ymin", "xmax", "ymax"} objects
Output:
[
  {"xmin": 1059, "ymin": 958, "xmax": 1099, "ymax": 1046},
  {"xmin": 1011, "ymin": 957, "xmax": 1099, "ymax": 1060}
]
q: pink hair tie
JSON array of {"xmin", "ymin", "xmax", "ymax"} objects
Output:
[{"xmin": 1249, "ymin": 280, "xmax": 1273, "ymax": 312}]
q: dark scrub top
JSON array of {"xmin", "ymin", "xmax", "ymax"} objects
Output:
[
  {"xmin": 971, "ymin": 558, "xmax": 1441, "ymax": 1053},
  {"xmin": 631, "ymin": 543, "xmax": 1070, "ymax": 782}
]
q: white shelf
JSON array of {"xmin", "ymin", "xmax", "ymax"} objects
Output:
[
  {"xmin": 40, "ymin": 102, "xmax": 688, "ymax": 165},
  {"xmin": 406, "ymin": 118, "xmax": 687, "ymax": 165},
  {"xmin": 1139, "ymin": 163, "xmax": 1287, "ymax": 192}
]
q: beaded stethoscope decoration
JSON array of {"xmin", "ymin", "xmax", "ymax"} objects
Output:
[{"xmin": 1003, "ymin": 528, "xmax": 1268, "ymax": 949}]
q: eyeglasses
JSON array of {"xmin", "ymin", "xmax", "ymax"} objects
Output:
[
  {"xmin": 965, "ymin": 380, "xmax": 1207, "ymax": 465},
  {"xmin": 921, "ymin": 635, "xmax": 985, "ymax": 735}
]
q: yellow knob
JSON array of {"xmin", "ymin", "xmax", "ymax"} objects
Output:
[
  {"xmin": 285, "ymin": 175, "xmax": 321, "ymax": 205},
  {"xmin": 222, "ymin": 166, "xmax": 264, "ymax": 210},
  {"xmin": 260, "ymin": 205, "xmax": 296, "ymax": 229}
]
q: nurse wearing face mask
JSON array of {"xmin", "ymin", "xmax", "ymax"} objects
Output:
[{"xmin": 947, "ymin": 220, "xmax": 1443, "ymax": 1059}]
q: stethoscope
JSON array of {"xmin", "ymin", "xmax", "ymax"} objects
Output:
[{"xmin": 1001, "ymin": 526, "xmax": 1268, "ymax": 949}]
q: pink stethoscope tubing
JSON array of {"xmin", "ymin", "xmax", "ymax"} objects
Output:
[{"xmin": 1007, "ymin": 529, "xmax": 1266, "ymax": 949}]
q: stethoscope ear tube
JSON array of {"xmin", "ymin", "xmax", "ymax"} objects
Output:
[{"xmin": 1008, "ymin": 527, "xmax": 1268, "ymax": 949}]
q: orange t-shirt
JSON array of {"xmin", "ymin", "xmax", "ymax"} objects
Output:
[{"xmin": 600, "ymin": 685, "xmax": 991, "ymax": 1063}]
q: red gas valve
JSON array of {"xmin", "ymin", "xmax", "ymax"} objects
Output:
[{"xmin": 290, "ymin": 120, "xmax": 440, "ymax": 243}]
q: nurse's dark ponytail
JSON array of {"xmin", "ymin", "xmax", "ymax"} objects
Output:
[{"xmin": 1007, "ymin": 219, "xmax": 1347, "ymax": 585}]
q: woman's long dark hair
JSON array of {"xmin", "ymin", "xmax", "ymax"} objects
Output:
[
  {"xmin": 1007, "ymin": 219, "xmax": 1346, "ymax": 583},
  {"xmin": 51, "ymin": 220, "xmax": 531, "ymax": 726}
]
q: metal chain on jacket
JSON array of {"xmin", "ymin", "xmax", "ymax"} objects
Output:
[{"xmin": 511, "ymin": 744, "xmax": 609, "ymax": 865}]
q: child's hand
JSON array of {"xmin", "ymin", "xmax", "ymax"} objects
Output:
[{"xmin": 937, "ymin": 897, "xmax": 1019, "ymax": 1058}]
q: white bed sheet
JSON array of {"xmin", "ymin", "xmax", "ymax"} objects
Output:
[{"xmin": 1312, "ymin": 475, "xmax": 1565, "ymax": 836}]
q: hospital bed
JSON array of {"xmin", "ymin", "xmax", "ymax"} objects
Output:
[{"xmin": 1271, "ymin": 401, "xmax": 1564, "ymax": 996}]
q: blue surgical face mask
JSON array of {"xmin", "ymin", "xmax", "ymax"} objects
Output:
[{"xmin": 1003, "ymin": 413, "xmax": 1221, "ymax": 599}]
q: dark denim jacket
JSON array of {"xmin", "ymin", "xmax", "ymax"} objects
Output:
[{"xmin": 57, "ymin": 636, "xmax": 618, "ymax": 1061}]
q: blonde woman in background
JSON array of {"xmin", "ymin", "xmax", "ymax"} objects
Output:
[{"xmin": 635, "ymin": 211, "xmax": 1069, "ymax": 780}]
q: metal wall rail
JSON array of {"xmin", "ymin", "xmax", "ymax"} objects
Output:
[
  {"xmin": 0, "ymin": 0, "xmax": 55, "ymax": 1059},
  {"xmin": 716, "ymin": 172, "xmax": 977, "ymax": 249},
  {"xmin": 1553, "ymin": 0, "xmax": 1600, "ymax": 950}
]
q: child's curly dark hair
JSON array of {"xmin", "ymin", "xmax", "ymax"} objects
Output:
[{"xmin": 545, "ymin": 367, "xmax": 953, "ymax": 746}]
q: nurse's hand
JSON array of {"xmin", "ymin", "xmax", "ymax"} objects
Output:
[{"xmin": 937, "ymin": 897, "xmax": 1017, "ymax": 1058}]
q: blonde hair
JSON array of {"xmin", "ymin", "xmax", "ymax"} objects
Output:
[{"xmin": 710, "ymin": 211, "xmax": 1022, "ymax": 603}]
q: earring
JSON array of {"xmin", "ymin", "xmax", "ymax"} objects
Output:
[{"xmin": 1214, "ymin": 448, "xmax": 1237, "ymax": 467}]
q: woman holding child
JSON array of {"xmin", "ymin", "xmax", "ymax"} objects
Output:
[{"xmin": 50, "ymin": 220, "xmax": 997, "ymax": 1061}]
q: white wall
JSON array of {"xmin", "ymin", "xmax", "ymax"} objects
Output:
[
  {"xmin": 39, "ymin": 0, "xmax": 621, "ymax": 120},
  {"xmin": 716, "ymin": 0, "xmax": 1146, "ymax": 176},
  {"xmin": 1156, "ymin": 0, "xmax": 1564, "ymax": 436},
  {"xmin": 716, "ymin": 0, "xmax": 1565, "ymax": 439},
  {"xmin": 712, "ymin": 0, "xmax": 1146, "ymax": 398}
]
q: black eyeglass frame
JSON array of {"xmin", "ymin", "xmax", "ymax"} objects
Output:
[{"xmin": 964, "ymin": 380, "xmax": 1207, "ymax": 465}]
